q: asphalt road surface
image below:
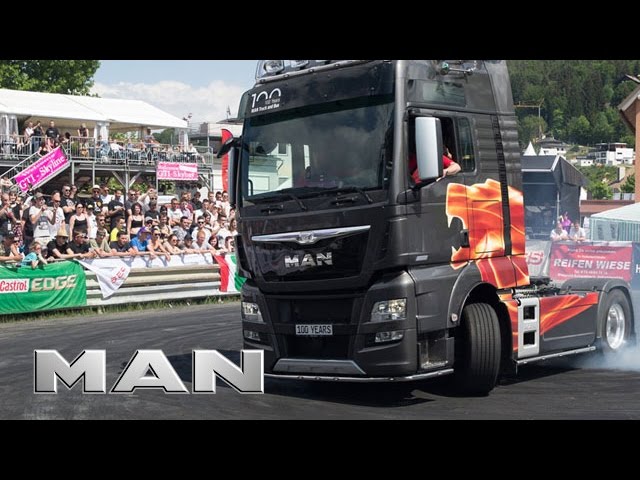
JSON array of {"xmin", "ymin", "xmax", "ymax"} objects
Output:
[{"xmin": 1, "ymin": 302, "xmax": 640, "ymax": 419}]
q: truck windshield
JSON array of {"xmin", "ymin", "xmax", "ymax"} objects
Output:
[{"xmin": 239, "ymin": 95, "xmax": 394, "ymax": 205}]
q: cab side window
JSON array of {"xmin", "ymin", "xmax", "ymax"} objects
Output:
[{"xmin": 456, "ymin": 118, "xmax": 475, "ymax": 172}]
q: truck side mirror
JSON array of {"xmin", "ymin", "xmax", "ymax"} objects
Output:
[
  {"xmin": 217, "ymin": 136, "xmax": 236, "ymax": 158},
  {"xmin": 415, "ymin": 117, "xmax": 443, "ymax": 182}
]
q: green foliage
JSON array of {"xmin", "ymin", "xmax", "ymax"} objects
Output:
[
  {"xmin": 518, "ymin": 115, "xmax": 547, "ymax": 145},
  {"xmin": 577, "ymin": 165, "xmax": 618, "ymax": 198},
  {"xmin": 154, "ymin": 129, "xmax": 175, "ymax": 145},
  {"xmin": 566, "ymin": 115, "xmax": 591, "ymax": 144},
  {"xmin": 590, "ymin": 182, "xmax": 613, "ymax": 200},
  {"xmin": 621, "ymin": 173, "xmax": 635, "ymax": 193},
  {"xmin": 0, "ymin": 60, "xmax": 100, "ymax": 94},
  {"xmin": 508, "ymin": 60, "xmax": 640, "ymax": 146}
]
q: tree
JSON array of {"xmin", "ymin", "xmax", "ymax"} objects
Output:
[
  {"xmin": 590, "ymin": 182, "xmax": 612, "ymax": 200},
  {"xmin": 566, "ymin": 115, "xmax": 591, "ymax": 145},
  {"xmin": 518, "ymin": 115, "xmax": 547, "ymax": 146},
  {"xmin": 621, "ymin": 174, "xmax": 635, "ymax": 194},
  {"xmin": 0, "ymin": 60, "xmax": 100, "ymax": 94},
  {"xmin": 590, "ymin": 112, "xmax": 615, "ymax": 144},
  {"xmin": 154, "ymin": 129, "xmax": 175, "ymax": 145}
]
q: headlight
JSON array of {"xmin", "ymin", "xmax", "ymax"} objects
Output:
[
  {"xmin": 370, "ymin": 299, "xmax": 407, "ymax": 322},
  {"xmin": 241, "ymin": 302, "xmax": 263, "ymax": 323}
]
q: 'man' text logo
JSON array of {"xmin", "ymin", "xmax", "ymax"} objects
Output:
[
  {"xmin": 34, "ymin": 349, "xmax": 263, "ymax": 394},
  {"xmin": 285, "ymin": 252, "xmax": 333, "ymax": 268}
]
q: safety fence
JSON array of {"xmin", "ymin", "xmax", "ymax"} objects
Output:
[
  {"xmin": 0, "ymin": 253, "xmax": 242, "ymax": 316},
  {"xmin": 84, "ymin": 263, "xmax": 233, "ymax": 307}
]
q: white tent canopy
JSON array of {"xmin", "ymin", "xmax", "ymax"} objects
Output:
[
  {"xmin": 0, "ymin": 88, "xmax": 187, "ymax": 136},
  {"xmin": 590, "ymin": 202, "xmax": 640, "ymax": 241}
]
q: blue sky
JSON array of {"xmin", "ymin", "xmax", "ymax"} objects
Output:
[{"xmin": 92, "ymin": 60, "xmax": 258, "ymax": 124}]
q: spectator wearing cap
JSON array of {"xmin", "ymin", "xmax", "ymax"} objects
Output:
[
  {"xmin": 69, "ymin": 202, "xmax": 90, "ymax": 238},
  {"xmin": 130, "ymin": 226, "xmax": 151, "ymax": 252},
  {"xmin": 89, "ymin": 228, "xmax": 112, "ymax": 257},
  {"xmin": 46, "ymin": 227, "xmax": 75, "ymax": 260},
  {"xmin": 181, "ymin": 236, "xmax": 194, "ymax": 253},
  {"xmin": 0, "ymin": 233, "xmax": 22, "ymax": 262},
  {"xmin": 109, "ymin": 230, "xmax": 135, "ymax": 256},
  {"xmin": 147, "ymin": 227, "xmax": 171, "ymax": 261},
  {"xmin": 68, "ymin": 230, "xmax": 96, "ymax": 259},
  {"xmin": 85, "ymin": 202, "xmax": 98, "ymax": 239},
  {"xmin": 89, "ymin": 185, "xmax": 105, "ymax": 214}
]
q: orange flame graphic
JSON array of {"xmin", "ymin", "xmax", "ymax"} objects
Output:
[
  {"xmin": 446, "ymin": 179, "xmax": 529, "ymax": 288},
  {"xmin": 504, "ymin": 292, "xmax": 599, "ymax": 352}
]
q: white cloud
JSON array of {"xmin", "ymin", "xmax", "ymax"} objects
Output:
[{"xmin": 92, "ymin": 80, "xmax": 246, "ymax": 124}]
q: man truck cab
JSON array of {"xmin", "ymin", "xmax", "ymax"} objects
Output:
[{"xmin": 224, "ymin": 60, "xmax": 634, "ymax": 394}]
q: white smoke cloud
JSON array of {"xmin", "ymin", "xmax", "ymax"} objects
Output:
[
  {"xmin": 92, "ymin": 80, "xmax": 246, "ymax": 124},
  {"xmin": 572, "ymin": 344, "xmax": 640, "ymax": 372}
]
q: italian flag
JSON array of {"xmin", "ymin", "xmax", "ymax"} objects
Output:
[{"xmin": 214, "ymin": 254, "xmax": 246, "ymax": 293}]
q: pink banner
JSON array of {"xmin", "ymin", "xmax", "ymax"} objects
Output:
[
  {"xmin": 156, "ymin": 162, "xmax": 198, "ymax": 181},
  {"xmin": 549, "ymin": 243, "xmax": 633, "ymax": 282},
  {"xmin": 14, "ymin": 147, "xmax": 68, "ymax": 193}
]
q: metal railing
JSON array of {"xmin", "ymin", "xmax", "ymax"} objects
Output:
[
  {"xmin": 84, "ymin": 263, "xmax": 238, "ymax": 306},
  {"xmin": 1, "ymin": 134, "xmax": 217, "ymax": 169}
]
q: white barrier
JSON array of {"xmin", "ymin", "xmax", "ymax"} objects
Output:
[{"xmin": 80, "ymin": 253, "xmax": 238, "ymax": 307}]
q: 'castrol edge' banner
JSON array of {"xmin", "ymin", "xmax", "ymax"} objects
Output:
[
  {"xmin": 0, "ymin": 262, "xmax": 86, "ymax": 314},
  {"xmin": 549, "ymin": 243, "xmax": 633, "ymax": 282},
  {"xmin": 156, "ymin": 162, "xmax": 198, "ymax": 181}
]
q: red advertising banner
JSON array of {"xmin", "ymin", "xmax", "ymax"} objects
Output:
[
  {"xmin": 156, "ymin": 162, "xmax": 198, "ymax": 181},
  {"xmin": 220, "ymin": 129, "xmax": 233, "ymax": 192},
  {"xmin": 549, "ymin": 243, "xmax": 633, "ymax": 282}
]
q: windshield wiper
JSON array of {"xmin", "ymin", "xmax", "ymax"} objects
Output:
[
  {"xmin": 249, "ymin": 191, "xmax": 308, "ymax": 211},
  {"xmin": 325, "ymin": 186, "xmax": 374, "ymax": 204}
]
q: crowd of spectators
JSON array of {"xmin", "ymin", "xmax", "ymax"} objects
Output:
[{"xmin": 0, "ymin": 182, "xmax": 238, "ymax": 267}]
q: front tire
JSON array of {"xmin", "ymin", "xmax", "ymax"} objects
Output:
[
  {"xmin": 600, "ymin": 289, "xmax": 632, "ymax": 353},
  {"xmin": 453, "ymin": 303, "xmax": 501, "ymax": 396}
]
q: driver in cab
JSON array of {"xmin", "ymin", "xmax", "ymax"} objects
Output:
[{"xmin": 409, "ymin": 146, "xmax": 461, "ymax": 184}]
